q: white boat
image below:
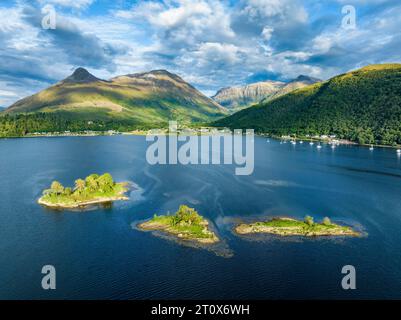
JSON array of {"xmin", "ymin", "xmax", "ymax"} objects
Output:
[
  {"xmin": 299, "ymin": 141, "xmax": 304, "ymax": 144},
  {"xmin": 317, "ymin": 145, "xmax": 322, "ymax": 149},
  {"xmin": 291, "ymin": 141, "xmax": 296, "ymax": 145},
  {"xmin": 309, "ymin": 142, "xmax": 314, "ymax": 145},
  {"xmin": 397, "ymin": 149, "xmax": 401, "ymax": 153},
  {"xmin": 369, "ymin": 145, "xmax": 374, "ymax": 151},
  {"xmin": 331, "ymin": 145, "xmax": 336, "ymax": 149}
]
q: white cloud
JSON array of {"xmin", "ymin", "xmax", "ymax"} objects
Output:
[
  {"xmin": 336, "ymin": 0, "xmax": 390, "ymax": 4},
  {"xmin": 116, "ymin": 0, "xmax": 235, "ymax": 47},
  {"xmin": 0, "ymin": 89, "xmax": 17, "ymax": 97},
  {"xmin": 241, "ymin": 0, "xmax": 308, "ymax": 24},
  {"xmin": 261, "ymin": 26, "xmax": 274, "ymax": 41},
  {"xmin": 2, "ymin": 0, "xmax": 401, "ymax": 106},
  {"xmin": 0, "ymin": 2, "xmax": 125, "ymax": 107},
  {"xmin": 308, "ymin": 3, "xmax": 401, "ymax": 73},
  {"xmin": 36, "ymin": 0, "xmax": 95, "ymax": 9},
  {"xmin": 189, "ymin": 42, "xmax": 241, "ymax": 67}
]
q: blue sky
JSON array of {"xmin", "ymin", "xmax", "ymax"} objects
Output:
[{"xmin": 1, "ymin": 0, "xmax": 401, "ymax": 107}]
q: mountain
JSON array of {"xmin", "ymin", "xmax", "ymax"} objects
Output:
[
  {"xmin": 212, "ymin": 76, "xmax": 320, "ymax": 111},
  {"xmin": 61, "ymin": 67, "xmax": 102, "ymax": 84},
  {"xmin": 5, "ymin": 68, "xmax": 227, "ymax": 126},
  {"xmin": 214, "ymin": 64, "xmax": 401, "ymax": 146},
  {"xmin": 211, "ymin": 81, "xmax": 284, "ymax": 111},
  {"xmin": 266, "ymin": 75, "xmax": 321, "ymax": 101}
]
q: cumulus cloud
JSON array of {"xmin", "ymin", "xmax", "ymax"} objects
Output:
[
  {"xmin": 307, "ymin": 2, "xmax": 401, "ymax": 71},
  {"xmin": 36, "ymin": 0, "xmax": 95, "ymax": 9},
  {"xmin": 21, "ymin": 5, "xmax": 126, "ymax": 71},
  {"xmin": 0, "ymin": 2, "xmax": 125, "ymax": 107},
  {"xmin": 181, "ymin": 42, "xmax": 241, "ymax": 68},
  {"xmin": 1, "ymin": 0, "xmax": 401, "ymax": 106},
  {"xmin": 261, "ymin": 26, "xmax": 274, "ymax": 41},
  {"xmin": 241, "ymin": 0, "xmax": 307, "ymax": 23},
  {"xmin": 119, "ymin": 0, "xmax": 235, "ymax": 49},
  {"xmin": 112, "ymin": 0, "xmax": 318, "ymax": 91}
]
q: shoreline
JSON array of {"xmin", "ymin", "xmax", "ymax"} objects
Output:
[
  {"xmin": 234, "ymin": 217, "xmax": 361, "ymax": 238},
  {"xmin": 138, "ymin": 219, "xmax": 219, "ymax": 245},
  {"xmin": 263, "ymin": 134, "xmax": 401, "ymax": 150},
  {"xmin": 1, "ymin": 130, "xmax": 400, "ymax": 150},
  {"xmin": 38, "ymin": 195, "xmax": 129, "ymax": 209},
  {"xmin": 38, "ymin": 182, "xmax": 130, "ymax": 209}
]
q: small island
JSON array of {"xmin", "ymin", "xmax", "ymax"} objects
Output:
[
  {"xmin": 38, "ymin": 173, "xmax": 129, "ymax": 209},
  {"xmin": 138, "ymin": 205, "xmax": 219, "ymax": 244},
  {"xmin": 235, "ymin": 216, "xmax": 360, "ymax": 237}
]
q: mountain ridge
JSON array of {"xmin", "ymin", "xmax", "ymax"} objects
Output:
[
  {"xmin": 5, "ymin": 68, "xmax": 227, "ymax": 125},
  {"xmin": 212, "ymin": 75, "xmax": 320, "ymax": 111}
]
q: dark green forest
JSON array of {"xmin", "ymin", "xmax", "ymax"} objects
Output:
[
  {"xmin": 0, "ymin": 112, "xmax": 156, "ymax": 137},
  {"xmin": 215, "ymin": 64, "xmax": 401, "ymax": 146}
]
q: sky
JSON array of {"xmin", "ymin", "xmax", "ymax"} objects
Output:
[{"xmin": 1, "ymin": 0, "xmax": 401, "ymax": 107}]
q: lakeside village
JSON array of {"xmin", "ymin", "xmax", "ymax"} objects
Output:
[
  {"xmin": 28, "ymin": 126, "xmax": 234, "ymax": 137},
  {"xmin": 28, "ymin": 126, "xmax": 346, "ymax": 142},
  {"xmin": 25, "ymin": 125, "xmax": 401, "ymax": 152}
]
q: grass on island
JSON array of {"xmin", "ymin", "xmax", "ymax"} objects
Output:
[
  {"xmin": 235, "ymin": 216, "xmax": 360, "ymax": 237},
  {"xmin": 39, "ymin": 173, "xmax": 128, "ymax": 207},
  {"xmin": 139, "ymin": 205, "xmax": 219, "ymax": 243}
]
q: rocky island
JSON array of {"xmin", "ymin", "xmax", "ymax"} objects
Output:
[
  {"xmin": 38, "ymin": 173, "xmax": 129, "ymax": 209},
  {"xmin": 235, "ymin": 216, "xmax": 360, "ymax": 237},
  {"xmin": 138, "ymin": 205, "xmax": 219, "ymax": 244}
]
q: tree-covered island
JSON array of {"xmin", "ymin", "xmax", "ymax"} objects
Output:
[
  {"xmin": 38, "ymin": 173, "xmax": 129, "ymax": 209},
  {"xmin": 138, "ymin": 205, "xmax": 219, "ymax": 244},
  {"xmin": 235, "ymin": 216, "xmax": 360, "ymax": 237}
]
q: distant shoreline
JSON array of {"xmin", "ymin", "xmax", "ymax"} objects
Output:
[{"xmin": 1, "ymin": 130, "xmax": 400, "ymax": 150}]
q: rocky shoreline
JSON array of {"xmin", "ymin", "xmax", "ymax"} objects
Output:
[
  {"xmin": 138, "ymin": 205, "xmax": 219, "ymax": 244},
  {"xmin": 138, "ymin": 219, "xmax": 219, "ymax": 244},
  {"xmin": 234, "ymin": 217, "xmax": 360, "ymax": 237},
  {"xmin": 38, "ymin": 194, "xmax": 129, "ymax": 209}
]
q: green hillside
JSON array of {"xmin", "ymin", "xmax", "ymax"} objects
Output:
[
  {"xmin": 0, "ymin": 68, "xmax": 227, "ymax": 136},
  {"xmin": 214, "ymin": 64, "xmax": 401, "ymax": 145}
]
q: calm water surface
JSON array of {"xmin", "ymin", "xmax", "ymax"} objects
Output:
[{"xmin": 1, "ymin": 135, "xmax": 401, "ymax": 299}]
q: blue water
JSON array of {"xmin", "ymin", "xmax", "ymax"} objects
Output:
[{"xmin": 1, "ymin": 136, "xmax": 401, "ymax": 299}]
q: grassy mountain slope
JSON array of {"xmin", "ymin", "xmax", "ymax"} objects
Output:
[
  {"xmin": 215, "ymin": 64, "xmax": 401, "ymax": 145},
  {"xmin": 5, "ymin": 68, "xmax": 227, "ymax": 126}
]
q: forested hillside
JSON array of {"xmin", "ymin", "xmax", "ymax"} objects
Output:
[{"xmin": 215, "ymin": 64, "xmax": 401, "ymax": 145}]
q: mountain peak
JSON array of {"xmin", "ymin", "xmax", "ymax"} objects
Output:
[
  {"xmin": 291, "ymin": 75, "xmax": 321, "ymax": 84},
  {"xmin": 63, "ymin": 67, "xmax": 101, "ymax": 83},
  {"xmin": 148, "ymin": 69, "xmax": 172, "ymax": 75},
  {"xmin": 141, "ymin": 69, "xmax": 184, "ymax": 81}
]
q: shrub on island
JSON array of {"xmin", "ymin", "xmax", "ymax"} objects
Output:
[
  {"xmin": 139, "ymin": 205, "xmax": 219, "ymax": 243},
  {"xmin": 235, "ymin": 216, "xmax": 360, "ymax": 237},
  {"xmin": 39, "ymin": 173, "xmax": 128, "ymax": 208}
]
